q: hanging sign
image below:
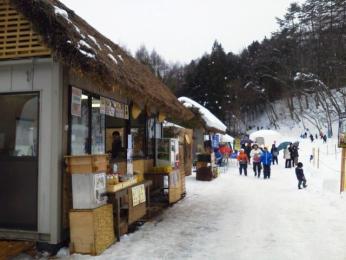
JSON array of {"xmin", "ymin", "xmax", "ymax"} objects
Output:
[
  {"xmin": 105, "ymin": 98, "xmax": 112, "ymax": 116},
  {"xmin": 338, "ymin": 112, "xmax": 346, "ymax": 148},
  {"xmin": 71, "ymin": 87, "xmax": 82, "ymax": 117},
  {"xmin": 110, "ymin": 100, "xmax": 116, "ymax": 117},
  {"xmin": 124, "ymin": 105, "xmax": 129, "ymax": 119},
  {"xmin": 100, "ymin": 97, "xmax": 106, "ymax": 114}
]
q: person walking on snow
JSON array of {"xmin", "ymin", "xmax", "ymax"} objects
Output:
[
  {"xmin": 309, "ymin": 134, "xmax": 314, "ymax": 142},
  {"xmin": 295, "ymin": 162, "xmax": 307, "ymax": 189},
  {"xmin": 271, "ymin": 142, "xmax": 279, "ymax": 165},
  {"xmin": 291, "ymin": 144, "xmax": 299, "ymax": 167},
  {"xmin": 261, "ymin": 147, "xmax": 272, "ymax": 179},
  {"xmin": 237, "ymin": 149, "xmax": 249, "ymax": 176},
  {"xmin": 283, "ymin": 144, "xmax": 292, "ymax": 168},
  {"xmin": 244, "ymin": 143, "xmax": 252, "ymax": 164},
  {"xmin": 250, "ymin": 144, "xmax": 262, "ymax": 177}
]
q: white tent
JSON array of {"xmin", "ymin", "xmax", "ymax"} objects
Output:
[
  {"xmin": 221, "ymin": 134, "xmax": 234, "ymax": 143},
  {"xmin": 250, "ymin": 130, "xmax": 282, "ymax": 147}
]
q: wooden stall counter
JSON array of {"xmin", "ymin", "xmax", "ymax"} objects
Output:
[
  {"xmin": 144, "ymin": 169, "xmax": 183, "ymax": 205},
  {"xmin": 107, "ymin": 180, "xmax": 152, "ymax": 241}
]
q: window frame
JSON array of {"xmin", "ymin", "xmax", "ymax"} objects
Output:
[{"xmin": 0, "ymin": 91, "xmax": 40, "ymax": 160}]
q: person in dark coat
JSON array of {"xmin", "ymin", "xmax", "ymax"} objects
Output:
[
  {"xmin": 323, "ymin": 134, "xmax": 327, "ymax": 143},
  {"xmin": 244, "ymin": 143, "xmax": 252, "ymax": 163},
  {"xmin": 291, "ymin": 144, "xmax": 299, "ymax": 167},
  {"xmin": 295, "ymin": 162, "xmax": 307, "ymax": 189},
  {"xmin": 111, "ymin": 131, "xmax": 122, "ymax": 159},
  {"xmin": 260, "ymin": 147, "xmax": 272, "ymax": 179},
  {"xmin": 309, "ymin": 134, "xmax": 314, "ymax": 142},
  {"xmin": 271, "ymin": 142, "xmax": 279, "ymax": 165}
]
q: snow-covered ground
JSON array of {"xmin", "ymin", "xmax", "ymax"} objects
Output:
[{"xmin": 64, "ymin": 130, "xmax": 346, "ymax": 260}]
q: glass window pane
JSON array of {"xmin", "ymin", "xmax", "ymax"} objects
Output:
[
  {"xmin": 147, "ymin": 118, "xmax": 155, "ymax": 157},
  {"xmin": 92, "ymin": 97, "xmax": 105, "ymax": 154},
  {"xmin": 131, "ymin": 114, "xmax": 145, "ymax": 158},
  {"xmin": 71, "ymin": 93, "xmax": 89, "ymax": 155},
  {"xmin": 0, "ymin": 93, "xmax": 39, "ymax": 157}
]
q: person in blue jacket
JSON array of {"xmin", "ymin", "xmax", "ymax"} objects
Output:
[{"xmin": 261, "ymin": 147, "xmax": 272, "ymax": 179}]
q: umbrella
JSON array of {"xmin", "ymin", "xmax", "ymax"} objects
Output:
[
  {"xmin": 277, "ymin": 141, "xmax": 291, "ymax": 151},
  {"xmin": 293, "ymin": 141, "xmax": 299, "ymax": 147}
]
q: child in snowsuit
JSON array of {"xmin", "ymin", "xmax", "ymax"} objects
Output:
[
  {"xmin": 261, "ymin": 147, "xmax": 272, "ymax": 179},
  {"xmin": 237, "ymin": 149, "xmax": 249, "ymax": 176},
  {"xmin": 295, "ymin": 162, "xmax": 307, "ymax": 189}
]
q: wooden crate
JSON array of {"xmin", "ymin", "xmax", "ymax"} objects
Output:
[
  {"xmin": 0, "ymin": 0, "xmax": 51, "ymax": 60},
  {"xmin": 196, "ymin": 167, "xmax": 213, "ymax": 181},
  {"xmin": 65, "ymin": 155, "xmax": 108, "ymax": 174},
  {"xmin": 69, "ymin": 204, "xmax": 115, "ymax": 256}
]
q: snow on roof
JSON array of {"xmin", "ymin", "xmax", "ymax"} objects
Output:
[
  {"xmin": 54, "ymin": 6, "xmax": 68, "ymax": 19},
  {"xmin": 163, "ymin": 121, "xmax": 184, "ymax": 129},
  {"xmin": 108, "ymin": 54, "xmax": 118, "ymax": 64},
  {"xmin": 88, "ymin": 35, "xmax": 101, "ymax": 50},
  {"xmin": 178, "ymin": 96, "xmax": 227, "ymax": 132}
]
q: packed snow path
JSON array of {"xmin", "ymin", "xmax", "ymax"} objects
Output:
[{"xmin": 70, "ymin": 157, "xmax": 346, "ymax": 259}]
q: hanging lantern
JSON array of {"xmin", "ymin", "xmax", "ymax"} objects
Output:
[
  {"xmin": 158, "ymin": 112, "xmax": 166, "ymax": 123},
  {"xmin": 131, "ymin": 103, "xmax": 142, "ymax": 119}
]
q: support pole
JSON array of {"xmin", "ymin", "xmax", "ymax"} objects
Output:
[
  {"xmin": 313, "ymin": 148, "xmax": 316, "ymax": 167},
  {"xmin": 340, "ymin": 148, "xmax": 346, "ymax": 193},
  {"xmin": 317, "ymin": 148, "xmax": 320, "ymax": 169}
]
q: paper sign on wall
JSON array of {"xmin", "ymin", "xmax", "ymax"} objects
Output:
[
  {"xmin": 71, "ymin": 87, "xmax": 82, "ymax": 117},
  {"xmin": 132, "ymin": 184, "xmax": 146, "ymax": 206},
  {"xmin": 100, "ymin": 97, "xmax": 106, "ymax": 114}
]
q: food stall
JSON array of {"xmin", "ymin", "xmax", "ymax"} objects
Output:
[
  {"xmin": 177, "ymin": 97, "xmax": 227, "ymax": 181},
  {"xmin": 0, "ymin": 0, "xmax": 193, "ymax": 254}
]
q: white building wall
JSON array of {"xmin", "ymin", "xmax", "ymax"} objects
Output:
[{"xmin": 0, "ymin": 58, "xmax": 62, "ymax": 243}]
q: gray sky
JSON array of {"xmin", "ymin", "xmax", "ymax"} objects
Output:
[{"xmin": 61, "ymin": 0, "xmax": 301, "ymax": 64}]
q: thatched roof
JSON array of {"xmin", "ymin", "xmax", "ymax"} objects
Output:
[
  {"xmin": 10, "ymin": 0, "xmax": 193, "ymax": 120},
  {"xmin": 178, "ymin": 97, "xmax": 227, "ymax": 134}
]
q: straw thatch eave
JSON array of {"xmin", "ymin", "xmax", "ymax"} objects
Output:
[{"xmin": 9, "ymin": 0, "xmax": 193, "ymax": 120}]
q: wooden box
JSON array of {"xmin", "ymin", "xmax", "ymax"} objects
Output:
[
  {"xmin": 65, "ymin": 155, "xmax": 108, "ymax": 174},
  {"xmin": 196, "ymin": 167, "xmax": 213, "ymax": 181},
  {"xmin": 69, "ymin": 204, "xmax": 115, "ymax": 255}
]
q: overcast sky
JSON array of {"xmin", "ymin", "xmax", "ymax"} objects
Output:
[{"xmin": 60, "ymin": 0, "xmax": 302, "ymax": 64}]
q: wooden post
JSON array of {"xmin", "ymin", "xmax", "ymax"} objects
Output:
[
  {"xmin": 340, "ymin": 148, "xmax": 346, "ymax": 193},
  {"xmin": 313, "ymin": 148, "xmax": 316, "ymax": 167},
  {"xmin": 317, "ymin": 148, "xmax": 320, "ymax": 169}
]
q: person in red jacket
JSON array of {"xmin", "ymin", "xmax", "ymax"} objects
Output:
[{"xmin": 237, "ymin": 149, "xmax": 249, "ymax": 176}]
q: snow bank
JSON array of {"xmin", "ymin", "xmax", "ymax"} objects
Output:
[{"xmin": 178, "ymin": 96, "xmax": 227, "ymax": 132}]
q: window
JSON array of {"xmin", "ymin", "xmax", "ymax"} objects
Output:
[
  {"xmin": 92, "ymin": 97, "xmax": 105, "ymax": 154},
  {"xmin": 147, "ymin": 118, "xmax": 155, "ymax": 157},
  {"xmin": 70, "ymin": 93, "xmax": 90, "ymax": 155},
  {"xmin": 131, "ymin": 114, "xmax": 146, "ymax": 158},
  {"xmin": 0, "ymin": 93, "xmax": 39, "ymax": 158}
]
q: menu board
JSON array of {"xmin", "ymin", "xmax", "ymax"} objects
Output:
[{"xmin": 99, "ymin": 96, "xmax": 128, "ymax": 119}]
